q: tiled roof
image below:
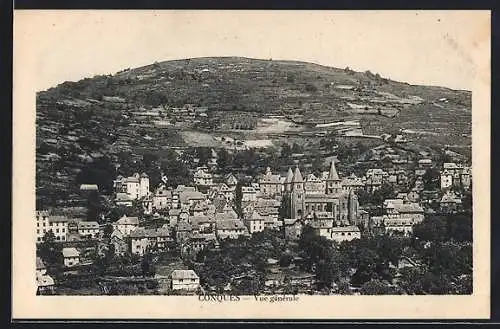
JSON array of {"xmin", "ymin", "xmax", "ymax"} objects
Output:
[
  {"xmin": 115, "ymin": 193, "xmax": 132, "ymax": 201},
  {"xmin": 129, "ymin": 227, "xmax": 171, "ymax": 238},
  {"xmin": 111, "ymin": 229, "xmax": 124, "ymax": 240},
  {"xmin": 180, "ymin": 191, "xmax": 205, "ymax": 203},
  {"xmin": 78, "ymin": 221, "xmax": 100, "ymax": 229},
  {"xmin": 393, "ymin": 203, "xmax": 424, "ymax": 213},
  {"xmin": 175, "ymin": 185, "xmax": 197, "ymax": 193},
  {"xmin": 177, "ymin": 222, "xmax": 193, "ymax": 232},
  {"xmin": 80, "ymin": 184, "xmax": 99, "ymax": 190},
  {"xmin": 283, "ymin": 218, "xmax": 300, "ymax": 226},
  {"xmin": 190, "ymin": 215, "xmax": 212, "ymax": 226},
  {"xmin": 310, "ymin": 220, "xmax": 333, "ymax": 229},
  {"xmin": 116, "ymin": 215, "xmax": 139, "ymax": 225},
  {"xmin": 169, "ymin": 209, "xmax": 182, "ymax": 216},
  {"xmin": 171, "ymin": 269, "xmax": 199, "ymax": 280},
  {"xmin": 48, "ymin": 215, "xmax": 69, "ymax": 223},
  {"xmin": 215, "ymin": 210, "xmax": 238, "ymax": 221},
  {"xmin": 216, "ymin": 219, "xmax": 246, "ymax": 230},
  {"xmin": 62, "ymin": 247, "xmax": 80, "ymax": 258}
]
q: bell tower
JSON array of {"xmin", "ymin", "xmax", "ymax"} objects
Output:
[
  {"xmin": 326, "ymin": 161, "xmax": 341, "ymax": 194},
  {"xmin": 290, "ymin": 166, "xmax": 305, "ymax": 219}
]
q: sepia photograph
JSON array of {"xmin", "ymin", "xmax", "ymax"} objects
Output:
[{"xmin": 13, "ymin": 10, "xmax": 490, "ymax": 319}]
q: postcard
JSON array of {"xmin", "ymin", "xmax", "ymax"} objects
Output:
[{"xmin": 12, "ymin": 10, "xmax": 491, "ymax": 320}]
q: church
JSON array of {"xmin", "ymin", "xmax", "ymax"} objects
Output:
[{"xmin": 282, "ymin": 161, "xmax": 359, "ymax": 226}]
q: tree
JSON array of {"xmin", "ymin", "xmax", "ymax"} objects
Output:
[
  {"xmin": 141, "ymin": 251, "xmax": 156, "ymax": 278},
  {"xmin": 445, "ymin": 214, "xmax": 472, "ymax": 242},
  {"xmin": 291, "ymin": 143, "xmax": 303, "ymax": 154},
  {"xmin": 316, "ymin": 258, "xmax": 341, "ymax": 289},
  {"xmin": 422, "ymin": 167, "xmax": 440, "ymax": 190},
  {"xmin": 280, "ymin": 143, "xmax": 292, "ymax": 159},
  {"xmin": 103, "ymin": 223, "xmax": 113, "ymax": 239},
  {"xmin": 412, "ymin": 216, "xmax": 448, "ymax": 242},
  {"xmin": 279, "ymin": 253, "xmax": 293, "ymax": 267},
  {"xmin": 305, "ymin": 83, "xmax": 318, "ymax": 92},
  {"xmin": 38, "ymin": 231, "xmax": 63, "ymax": 270},
  {"xmin": 76, "ymin": 155, "xmax": 117, "ymax": 195},
  {"xmin": 195, "ymin": 147, "xmax": 212, "ymax": 167},
  {"xmin": 234, "ymin": 182, "xmax": 243, "ymax": 217},
  {"xmin": 233, "ymin": 276, "xmax": 262, "ymax": 295},
  {"xmin": 337, "ymin": 279, "xmax": 352, "ymax": 295},
  {"xmin": 371, "ymin": 183, "xmax": 396, "ymax": 206},
  {"xmin": 355, "ymin": 188, "xmax": 372, "ymax": 206},
  {"xmin": 217, "ymin": 148, "xmax": 232, "ymax": 173},
  {"xmin": 360, "ymin": 279, "xmax": 395, "ymax": 295},
  {"xmin": 86, "ymin": 190, "xmax": 101, "ymax": 221}
]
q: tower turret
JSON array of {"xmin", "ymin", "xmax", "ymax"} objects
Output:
[
  {"xmin": 326, "ymin": 161, "xmax": 341, "ymax": 194},
  {"xmin": 285, "ymin": 167, "xmax": 294, "ymax": 192}
]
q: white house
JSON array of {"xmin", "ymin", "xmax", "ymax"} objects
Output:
[
  {"xmin": 193, "ymin": 167, "xmax": 213, "ymax": 186},
  {"xmin": 216, "ymin": 219, "xmax": 249, "ymax": 240},
  {"xmin": 171, "ymin": 269, "xmax": 200, "ymax": 292},
  {"xmin": 62, "ymin": 247, "xmax": 80, "ymax": 267},
  {"xmin": 112, "ymin": 215, "xmax": 139, "ymax": 236},
  {"xmin": 152, "ymin": 185, "xmax": 172, "ymax": 209},
  {"xmin": 329, "ymin": 226, "xmax": 361, "ymax": 243},
  {"xmin": 243, "ymin": 211, "xmax": 266, "ymax": 234},
  {"xmin": 242, "ymin": 186, "xmax": 258, "ymax": 201},
  {"xmin": 36, "ymin": 257, "xmax": 55, "ymax": 294},
  {"xmin": 36, "ymin": 211, "xmax": 69, "ymax": 243},
  {"xmin": 77, "ymin": 221, "xmax": 100, "ymax": 239},
  {"xmin": 113, "ymin": 173, "xmax": 150, "ymax": 200}
]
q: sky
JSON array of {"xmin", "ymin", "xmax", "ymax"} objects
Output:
[{"xmin": 14, "ymin": 10, "xmax": 490, "ymax": 91}]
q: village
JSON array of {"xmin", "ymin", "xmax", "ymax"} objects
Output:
[{"xmin": 36, "ymin": 140, "xmax": 473, "ymax": 296}]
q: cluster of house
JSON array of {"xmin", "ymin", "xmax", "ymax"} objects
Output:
[
  {"xmin": 35, "ymin": 154, "xmax": 472, "ymax": 293},
  {"xmin": 370, "ymin": 199, "xmax": 425, "ymax": 235},
  {"xmin": 440, "ymin": 162, "xmax": 472, "ymax": 190},
  {"xmin": 36, "ymin": 210, "xmax": 100, "ymax": 243}
]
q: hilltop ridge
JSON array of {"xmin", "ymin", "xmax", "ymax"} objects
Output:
[{"xmin": 36, "ymin": 57, "xmax": 471, "ymax": 206}]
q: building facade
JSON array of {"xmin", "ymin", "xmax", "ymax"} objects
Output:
[{"xmin": 36, "ymin": 211, "xmax": 69, "ymax": 243}]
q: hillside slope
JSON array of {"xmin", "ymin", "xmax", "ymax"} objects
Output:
[{"xmin": 36, "ymin": 57, "xmax": 471, "ymax": 206}]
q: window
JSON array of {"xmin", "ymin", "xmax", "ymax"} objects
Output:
[
  {"xmin": 56, "ymin": 229, "xmax": 59, "ymax": 233},
  {"xmin": 191, "ymin": 279, "xmax": 196, "ymax": 282},
  {"xmin": 37, "ymin": 223, "xmax": 39, "ymax": 227},
  {"xmin": 62, "ymin": 229, "xmax": 65, "ymax": 233},
  {"xmin": 37, "ymin": 229, "xmax": 40, "ymax": 234},
  {"xmin": 56, "ymin": 236, "xmax": 60, "ymax": 240}
]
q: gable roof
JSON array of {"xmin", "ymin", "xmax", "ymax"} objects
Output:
[
  {"xmin": 171, "ymin": 269, "xmax": 199, "ymax": 280},
  {"xmin": 216, "ymin": 219, "xmax": 246, "ymax": 230},
  {"xmin": 62, "ymin": 247, "xmax": 80, "ymax": 258},
  {"xmin": 115, "ymin": 215, "xmax": 139, "ymax": 225},
  {"xmin": 80, "ymin": 184, "xmax": 99, "ymax": 191}
]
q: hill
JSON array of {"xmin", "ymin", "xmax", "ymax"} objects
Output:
[{"xmin": 36, "ymin": 56, "xmax": 471, "ymax": 207}]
